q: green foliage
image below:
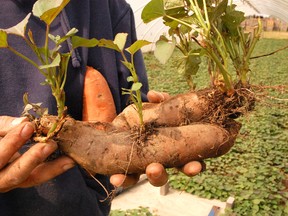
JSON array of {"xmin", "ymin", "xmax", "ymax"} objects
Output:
[
  {"xmin": 0, "ymin": 0, "xmax": 77, "ymax": 118},
  {"xmin": 142, "ymin": 0, "xmax": 261, "ymax": 93},
  {"xmin": 1, "ymin": 0, "xmax": 150, "ymax": 130},
  {"xmin": 144, "ymin": 38, "xmax": 288, "ymax": 215},
  {"xmin": 110, "ymin": 207, "xmax": 158, "ymax": 216},
  {"xmin": 101, "ymin": 33, "xmax": 151, "ymax": 130},
  {"xmin": 33, "ymin": 0, "xmax": 70, "ymax": 25}
]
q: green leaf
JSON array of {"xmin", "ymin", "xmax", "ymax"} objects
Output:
[
  {"xmin": 222, "ymin": 6, "xmax": 245, "ymax": 36},
  {"xmin": 210, "ymin": 0, "xmax": 228, "ymax": 22},
  {"xmin": 121, "ymin": 88, "xmax": 131, "ymax": 95},
  {"xmin": 141, "ymin": 0, "xmax": 165, "ymax": 23},
  {"xmin": 23, "ymin": 93, "xmax": 29, "ymax": 106},
  {"xmin": 154, "ymin": 37, "xmax": 176, "ymax": 64},
  {"xmin": 185, "ymin": 49, "xmax": 202, "ymax": 76},
  {"xmin": 98, "ymin": 39, "xmax": 120, "ymax": 52},
  {"xmin": 71, "ymin": 36, "xmax": 99, "ymax": 49},
  {"xmin": 126, "ymin": 40, "xmax": 151, "ymax": 55},
  {"xmin": 0, "ymin": 30, "xmax": 8, "ymax": 48},
  {"xmin": 1, "ymin": 13, "xmax": 31, "ymax": 37},
  {"xmin": 131, "ymin": 82, "xmax": 142, "ymax": 91},
  {"xmin": 121, "ymin": 61, "xmax": 133, "ymax": 71},
  {"xmin": 165, "ymin": 5, "xmax": 187, "ymax": 18},
  {"xmin": 127, "ymin": 76, "xmax": 134, "ymax": 82},
  {"xmin": 39, "ymin": 53, "xmax": 61, "ymax": 69},
  {"xmin": 113, "ymin": 33, "xmax": 128, "ymax": 51},
  {"xmin": 50, "ymin": 28, "xmax": 78, "ymax": 46},
  {"xmin": 33, "ymin": 0, "xmax": 70, "ymax": 25}
]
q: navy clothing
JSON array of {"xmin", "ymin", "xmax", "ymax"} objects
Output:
[{"xmin": 0, "ymin": 0, "xmax": 149, "ymax": 215}]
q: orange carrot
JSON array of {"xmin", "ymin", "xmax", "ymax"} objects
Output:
[{"xmin": 82, "ymin": 66, "xmax": 117, "ymax": 123}]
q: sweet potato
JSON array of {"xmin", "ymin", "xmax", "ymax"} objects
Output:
[
  {"xmin": 38, "ymin": 89, "xmax": 243, "ymax": 175},
  {"xmin": 54, "ymin": 118, "xmax": 240, "ymax": 175},
  {"xmin": 112, "ymin": 92, "xmax": 210, "ymax": 130},
  {"xmin": 82, "ymin": 66, "xmax": 117, "ymax": 122}
]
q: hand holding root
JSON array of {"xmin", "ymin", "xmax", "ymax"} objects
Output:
[
  {"xmin": 109, "ymin": 91, "xmax": 205, "ymax": 188},
  {"xmin": 0, "ymin": 116, "xmax": 74, "ymax": 192},
  {"xmin": 45, "ymin": 67, "xmax": 241, "ymax": 189},
  {"xmin": 81, "ymin": 67, "xmax": 207, "ymax": 188}
]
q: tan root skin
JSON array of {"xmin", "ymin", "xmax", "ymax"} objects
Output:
[
  {"xmin": 35, "ymin": 91, "xmax": 243, "ymax": 175},
  {"xmin": 112, "ymin": 93, "xmax": 209, "ymax": 129},
  {"xmin": 56, "ymin": 118, "xmax": 239, "ymax": 175}
]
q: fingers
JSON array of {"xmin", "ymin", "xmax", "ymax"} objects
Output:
[
  {"xmin": 0, "ymin": 140, "xmax": 75, "ymax": 192},
  {"xmin": 110, "ymin": 173, "xmax": 140, "ymax": 188},
  {"xmin": 146, "ymin": 163, "xmax": 168, "ymax": 187},
  {"xmin": 18, "ymin": 156, "xmax": 75, "ymax": 189},
  {"xmin": 147, "ymin": 90, "xmax": 170, "ymax": 103},
  {"xmin": 0, "ymin": 116, "xmax": 28, "ymax": 136},
  {"xmin": 179, "ymin": 161, "xmax": 204, "ymax": 177},
  {"xmin": 0, "ymin": 122, "xmax": 35, "ymax": 169},
  {"xmin": 0, "ymin": 140, "xmax": 56, "ymax": 192},
  {"xmin": 110, "ymin": 161, "xmax": 204, "ymax": 189},
  {"xmin": 109, "ymin": 164, "xmax": 168, "ymax": 188}
]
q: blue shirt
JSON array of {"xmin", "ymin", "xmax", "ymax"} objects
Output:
[{"xmin": 0, "ymin": 0, "xmax": 149, "ymax": 215}]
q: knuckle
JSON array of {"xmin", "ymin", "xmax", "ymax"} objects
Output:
[
  {"xmin": 0, "ymin": 175, "xmax": 22, "ymax": 192},
  {"xmin": 6, "ymin": 176, "xmax": 23, "ymax": 187},
  {"xmin": 27, "ymin": 148, "xmax": 45, "ymax": 164},
  {"xmin": 24, "ymin": 174, "xmax": 42, "ymax": 187},
  {"xmin": 0, "ymin": 116, "xmax": 11, "ymax": 125}
]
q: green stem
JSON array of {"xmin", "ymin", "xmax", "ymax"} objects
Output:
[
  {"xmin": 209, "ymin": 50, "xmax": 233, "ymax": 91},
  {"xmin": 121, "ymin": 52, "xmax": 144, "ymax": 128},
  {"xmin": 189, "ymin": 0, "xmax": 209, "ymax": 33},
  {"xmin": 8, "ymin": 46, "xmax": 39, "ymax": 69},
  {"xmin": 165, "ymin": 15, "xmax": 199, "ymax": 33},
  {"xmin": 44, "ymin": 25, "xmax": 50, "ymax": 64}
]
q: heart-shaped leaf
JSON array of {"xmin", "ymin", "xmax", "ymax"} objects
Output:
[
  {"xmin": 33, "ymin": 0, "xmax": 70, "ymax": 25},
  {"xmin": 2, "ymin": 13, "xmax": 31, "ymax": 37},
  {"xmin": 114, "ymin": 33, "xmax": 128, "ymax": 51},
  {"xmin": 141, "ymin": 0, "xmax": 166, "ymax": 23},
  {"xmin": 154, "ymin": 37, "xmax": 176, "ymax": 64},
  {"xmin": 39, "ymin": 53, "xmax": 61, "ymax": 69},
  {"xmin": 71, "ymin": 36, "xmax": 99, "ymax": 49},
  {"xmin": 0, "ymin": 30, "xmax": 8, "ymax": 48},
  {"xmin": 126, "ymin": 40, "xmax": 151, "ymax": 55}
]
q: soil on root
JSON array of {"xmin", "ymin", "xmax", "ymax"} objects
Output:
[
  {"xmin": 125, "ymin": 87, "xmax": 254, "ymax": 163},
  {"xmin": 195, "ymin": 87, "xmax": 256, "ymax": 127},
  {"xmin": 32, "ymin": 86, "xmax": 254, "ymax": 175}
]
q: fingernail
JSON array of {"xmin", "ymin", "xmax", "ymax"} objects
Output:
[
  {"xmin": 12, "ymin": 117, "xmax": 28, "ymax": 126},
  {"xmin": 21, "ymin": 123, "xmax": 34, "ymax": 139},
  {"xmin": 63, "ymin": 163, "xmax": 75, "ymax": 171},
  {"xmin": 156, "ymin": 92, "xmax": 165, "ymax": 102},
  {"xmin": 42, "ymin": 140, "xmax": 57, "ymax": 155},
  {"xmin": 150, "ymin": 170, "xmax": 162, "ymax": 179}
]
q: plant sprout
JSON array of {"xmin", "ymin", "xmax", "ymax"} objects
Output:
[
  {"xmin": 142, "ymin": 0, "xmax": 262, "ymax": 95},
  {"xmin": 97, "ymin": 33, "xmax": 151, "ymax": 131},
  {"xmin": 0, "ymin": 0, "xmax": 149, "ymax": 138}
]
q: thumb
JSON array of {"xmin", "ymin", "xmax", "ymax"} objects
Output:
[
  {"xmin": 147, "ymin": 90, "xmax": 170, "ymax": 103},
  {"xmin": 0, "ymin": 116, "xmax": 28, "ymax": 136}
]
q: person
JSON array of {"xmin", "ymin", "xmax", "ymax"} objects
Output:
[{"xmin": 0, "ymin": 0, "xmax": 203, "ymax": 215}]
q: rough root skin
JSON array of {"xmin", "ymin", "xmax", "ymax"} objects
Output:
[{"xmin": 35, "ymin": 88, "xmax": 254, "ymax": 175}]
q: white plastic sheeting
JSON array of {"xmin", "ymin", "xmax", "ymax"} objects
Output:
[
  {"xmin": 127, "ymin": 0, "xmax": 169, "ymax": 51},
  {"xmin": 126, "ymin": 0, "xmax": 288, "ymax": 51},
  {"xmin": 233, "ymin": 0, "xmax": 288, "ymax": 22}
]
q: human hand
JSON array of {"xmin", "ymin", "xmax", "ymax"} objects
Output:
[
  {"xmin": 82, "ymin": 68, "xmax": 204, "ymax": 188},
  {"xmin": 110, "ymin": 90, "xmax": 204, "ymax": 188},
  {"xmin": 0, "ymin": 116, "xmax": 75, "ymax": 192}
]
